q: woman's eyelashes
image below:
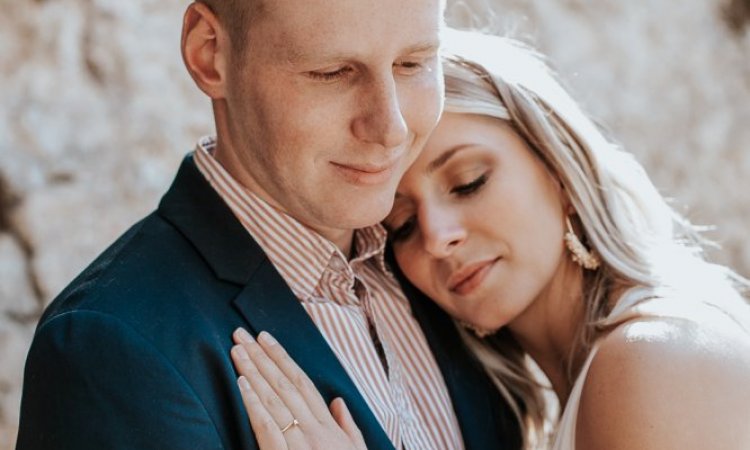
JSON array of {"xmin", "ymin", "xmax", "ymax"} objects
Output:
[
  {"xmin": 388, "ymin": 216, "xmax": 416, "ymax": 243},
  {"xmin": 450, "ymin": 173, "xmax": 489, "ymax": 197}
]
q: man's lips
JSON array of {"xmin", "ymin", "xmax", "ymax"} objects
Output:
[
  {"xmin": 335, "ymin": 162, "xmax": 393, "ymax": 173},
  {"xmin": 447, "ymin": 257, "xmax": 501, "ymax": 295},
  {"xmin": 331, "ymin": 161, "xmax": 397, "ymax": 185}
]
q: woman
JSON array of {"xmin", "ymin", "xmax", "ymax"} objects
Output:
[{"xmin": 229, "ymin": 29, "xmax": 750, "ymax": 449}]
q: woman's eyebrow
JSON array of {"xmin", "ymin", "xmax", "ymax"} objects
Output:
[{"xmin": 426, "ymin": 144, "xmax": 476, "ymax": 174}]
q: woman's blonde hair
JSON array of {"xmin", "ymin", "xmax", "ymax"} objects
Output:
[{"xmin": 440, "ymin": 29, "xmax": 749, "ymax": 448}]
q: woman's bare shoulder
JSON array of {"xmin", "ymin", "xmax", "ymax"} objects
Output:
[{"xmin": 575, "ymin": 312, "xmax": 750, "ymax": 450}]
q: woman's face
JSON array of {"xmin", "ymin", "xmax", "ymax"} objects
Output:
[{"xmin": 385, "ymin": 112, "xmax": 569, "ymax": 331}]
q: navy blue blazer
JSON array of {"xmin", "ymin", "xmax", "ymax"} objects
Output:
[{"xmin": 16, "ymin": 156, "xmax": 521, "ymax": 450}]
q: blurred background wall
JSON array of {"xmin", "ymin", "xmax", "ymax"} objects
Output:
[{"xmin": 1, "ymin": 0, "xmax": 748, "ymax": 446}]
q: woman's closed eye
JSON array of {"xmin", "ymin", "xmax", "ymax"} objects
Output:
[
  {"xmin": 451, "ymin": 173, "xmax": 488, "ymax": 197},
  {"xmin": 387, "ymin": 216, "xmax": 417, "ymax": 243}
]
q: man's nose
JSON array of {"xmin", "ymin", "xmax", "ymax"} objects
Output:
[
  {"xmin": 420, "ymin": 208, "xmax": 467, "ymax": 259},
  {"xmin": 351, "ymin": 75, "xmax": 409, "ymax": 148}
]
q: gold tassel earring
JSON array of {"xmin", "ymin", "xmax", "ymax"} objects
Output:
[{"xmin": 564, "ymin": 216, "xmax": 600, "ymax": 270}]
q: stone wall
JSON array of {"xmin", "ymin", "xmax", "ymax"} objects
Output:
[{"xmin": 1, "ymin": 0, "xmax": 748, "ymax": 445}]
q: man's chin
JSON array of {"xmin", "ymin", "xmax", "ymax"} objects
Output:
[{"xmin": 335, "ymin": 202, "xmax": 393, "ymax": 230}]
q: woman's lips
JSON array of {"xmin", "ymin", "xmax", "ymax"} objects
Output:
[{"xmin": 448, "ymin": 258, "xmax": 500, "ymax": 296}]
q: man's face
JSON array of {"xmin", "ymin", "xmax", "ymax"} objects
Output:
[{"xmin": 218, "ymin": 0, "xmax": 444, "ymax": 246}]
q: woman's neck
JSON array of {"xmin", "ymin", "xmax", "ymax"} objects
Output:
[{"xmin": 506, "ymin": 260, "xmax": 588, "ymax": 405}]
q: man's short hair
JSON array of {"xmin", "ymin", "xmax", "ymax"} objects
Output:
[{"xmin": 199, "ymin": 0, "xmax": 264, "ymax": 51}]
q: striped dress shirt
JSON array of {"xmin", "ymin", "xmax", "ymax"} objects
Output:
[{"xmin": 194, "ymin": 136, "xmax": 464, "ymax": 450}]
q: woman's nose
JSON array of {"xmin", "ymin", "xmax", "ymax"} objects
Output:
[{"xmin": 420, "ymin": 210, "xmax": 467, "ymax": 258}]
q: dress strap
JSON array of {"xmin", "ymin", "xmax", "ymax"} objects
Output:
[
  {"xmin": 551, "ymin": 287, "xmax": 657, "ymax": 450},
  {"xmin": 550, "ymin": 337, "xmax": 601, "ymax": 450}
]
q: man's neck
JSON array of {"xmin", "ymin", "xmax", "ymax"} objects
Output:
[{"xmin": 319, "ymin": 227, "xmax": 355, "ymax": 258}]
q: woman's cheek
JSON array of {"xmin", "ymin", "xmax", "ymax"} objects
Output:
[{"xmin": 399, "ymin": 252, "xmax": 427, "ymax": 290}]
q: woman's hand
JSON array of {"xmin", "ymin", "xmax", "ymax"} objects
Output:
[{"xmin": 231, "ymin": 328, "xmax": 367, "ymax": 450}]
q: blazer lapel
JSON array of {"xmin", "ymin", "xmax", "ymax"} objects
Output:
[{"xmin": 158, "ymin": 155, "xmax": 265, "ymax": 285}]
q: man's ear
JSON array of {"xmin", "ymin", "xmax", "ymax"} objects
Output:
[{"xmin": 181, "ymin": 2, "xmax": 229, "ymax": 99}]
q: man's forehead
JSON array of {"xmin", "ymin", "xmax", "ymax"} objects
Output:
[
  {"xmin": 251, "ymin": 0, "xmax": 443, "ymax": 62},
  {"xmin": 259, "ymin": 0, "xmax": 443, "ymax": 19}
]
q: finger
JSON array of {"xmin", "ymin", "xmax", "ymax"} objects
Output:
[
  {"xmin": 231, "ymin": 344, "xmax": 300, "ymax": 431},
  {"xmin": 232, "ymin": 343, "xmax": 309, "ymax": 447},
  {"xmin": 255, "ymin": 331, "xmax": 333, "ymax": 421},
  {"xmin": 330, "ymin": 398, "xmax": 367, "ymax": 450},
  {"xmin": 233, "ymin": 329, "xmax": 323, "ymax": 425},
  {"xmin": 237, "ymin": 376, "xmax": 288, "ymax": 450}
]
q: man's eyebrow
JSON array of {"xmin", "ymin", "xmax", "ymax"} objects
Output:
[
  {"xmin": 286, "ymin": 40, "xmax": 440, "ymax": 65},
  {"xmin": 401, "ymin": 40, "xmax": 441, "ymax": 55},
  {"xmin": 426, "ymin": 144, "xmax": 476, "ymax": 174},
  {"xmin": 285, "ymin": 48, "xmax": 345, "ymax": 65}
]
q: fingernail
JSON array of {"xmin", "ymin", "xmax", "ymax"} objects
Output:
[
  {"xmin": 336, "ymin": 398, "xmax": 350, "ymax": 413},
  {"xmin": 232, "ymin": 345, "xmax": 250, "ymax": 360},
  {"xmin": 238, "ymin": 376, "xmax": 251, "ymax": 391},
  {"xmin": 235, "ymin": 328, "xmax": 254, "ymax": 343},
  {"xmin": 258, "ymin": 331, "xmax": 277, "ymax": 346}
]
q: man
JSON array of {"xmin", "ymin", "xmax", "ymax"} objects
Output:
[{"xmin": 17, "ymin": 0, "xmax": 520, "ymax": 448}]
